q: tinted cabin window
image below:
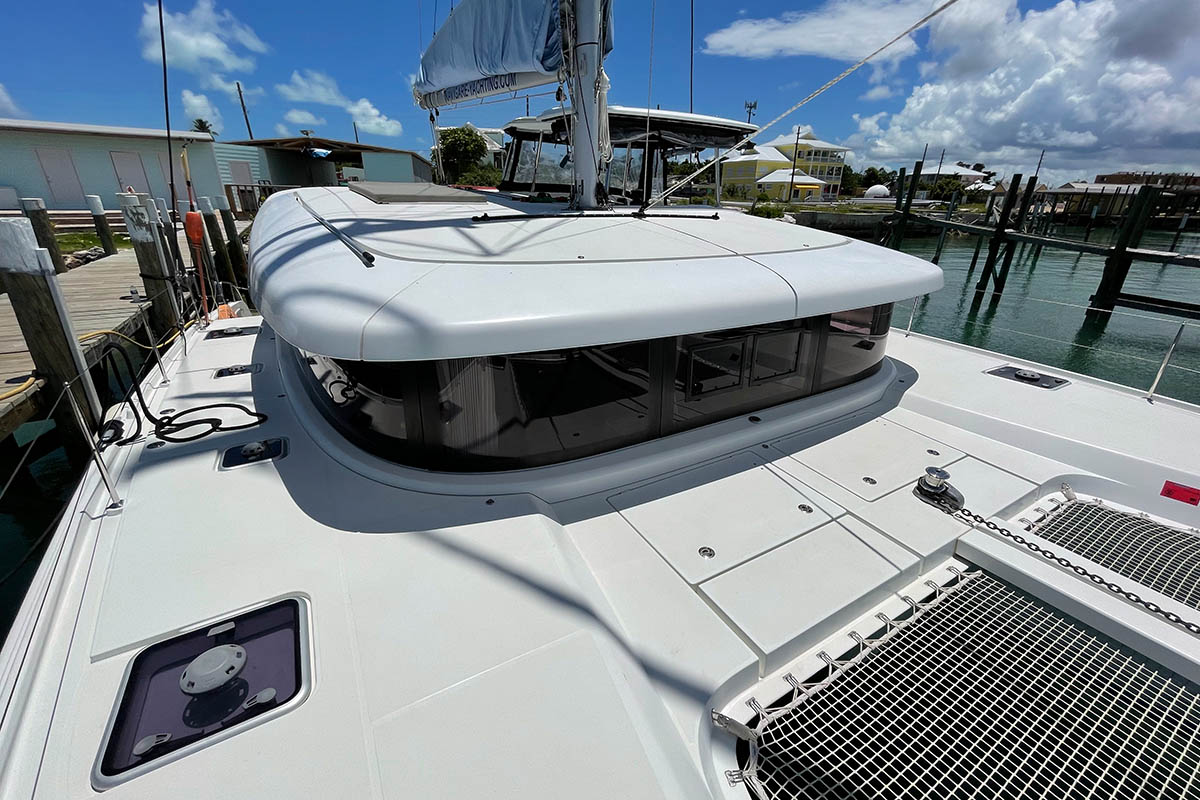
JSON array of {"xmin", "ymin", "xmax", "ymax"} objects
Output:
[
  {"xmin": 671, "ymin": 320, "xmax": 818, "ymax": 433},
  {"xmin": 299, "ymin": 305, "xmax": 893, "ymax": 471},
  {"xmin": 819, "ymin": 304, "xmax": 892, "ymax": 391}
]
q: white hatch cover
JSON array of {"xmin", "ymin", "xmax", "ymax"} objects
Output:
[{"xmin": 609, "ymin": 452, "xmax": 839, "ymax": 584}]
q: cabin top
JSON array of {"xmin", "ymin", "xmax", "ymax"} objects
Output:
[{"xmin": 248, "ymin": 186, "xmax": 942, "ymax": 362}]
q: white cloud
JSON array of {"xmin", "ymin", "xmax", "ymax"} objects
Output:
[
  {"xmin": 844, "ymin": 0, "xmax": 1200, "ymax": 185},
  {"xmin": 345, "ymin": 98, "xmax": 403, "ymax": 136},
  {"xmin": 275, "ymin": 69, "xmax": 403, "ymax": 137},
  {"xmin": 0, "ymin": 83, "xmax": 24, "ymax": 116},
  {"xmin": 704, "ymin": 0, "xmax": 928, "ymax": 66},
  {"xmin": 181, "ymin": 89, "xmax": 223, "ymax": 132},
  {"xmin": 274, "ymin": 122, "xmax": 291, "ymax": 137},
  {"xmin": 284, "ymin": 109, "xmax": 326, "ymax": 126},
  {"xmin": 276, "ymin": 69, "xmax": 347, "ymax": 106},
  {"xmin": 139, "ymin": 0, "xmax": 267, "ymax": 75},
  {"xmin": 860, "ymin": 85, "xmax": 896, "ymax": 101}
]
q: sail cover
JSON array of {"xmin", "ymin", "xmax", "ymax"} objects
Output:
[{"xmin": 415, "ymin": 0, "xmax": 612, "ymax": 108}]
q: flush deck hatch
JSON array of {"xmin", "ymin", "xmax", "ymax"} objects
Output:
[{"xmin": 95, "ymin": 598, "xmax": 307, "ymax": 787}]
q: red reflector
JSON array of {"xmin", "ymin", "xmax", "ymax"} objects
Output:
[{"xmin": 1161, "ymin": 481, "xmax": 1200, "ymax": 506}]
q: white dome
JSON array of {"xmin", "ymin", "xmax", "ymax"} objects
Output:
[{"xmin": 864, "ymin": 184, "xmax": 890, "ymax": 198}]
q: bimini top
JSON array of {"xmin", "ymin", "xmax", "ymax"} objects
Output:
[
  {"xmin": 504, "ymin": 105, "xmax": 756, "ymax": 148},
  {"xmin": 248, "ymin": 186, "xmax": 942, "ymax": 361}
]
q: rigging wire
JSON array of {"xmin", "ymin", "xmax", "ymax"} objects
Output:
[
  {"xmin": 641, "ymin": 0, "xmax": 964, "ymax": 211},
  {"xmin": 643, "ymin": 0, "xmax": 657, "ymax": 202}
]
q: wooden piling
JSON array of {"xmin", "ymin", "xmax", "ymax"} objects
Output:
[
  {"xmin": 931, "ymin": 191, "xmax": 958, "ymax": 265},
  {"xmin": 993, "ymin": 177, "xmax": 1038, "ymax": 294},
  {"xmin": 975, "ymin": 175, "xmax": 1022, "ymax": 293},
  {"xmin": 19, "ymin": 197, "xmax": 66, "ymax": 273},
  {"xmin": 1170, "ymin": 214, "xmax": 1190, "ymax": 251},
  {"xmin": 118, "ymin": 194, "xmax": 177, "ymax": 336},
  {"xmin": 198, "ymin": 197, "xmax": 238, "ymax": 294},
  {"xmin": 890, "ymin": 161, "xmax": 923, "ymax": 250},
  {"xmin": 213, "ymin": 195, "xmax": 247, "ymax": 287},
  {"xmin": 0, "ymin": 218, "xmax": 103, "ymax": 444},
  {"xmin": 85, "ymin": 195, "xmax": 118, "ymax": 256},
  {"xmin": 967, "ymin": 236, "xmax": 984, "ymax": 274},
  {"xmin": 1091, "ymin": 185, "xmax": 1160, "ymax": 313}
]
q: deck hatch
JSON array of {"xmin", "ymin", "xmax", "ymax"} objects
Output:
[
  {"xmin": 95, "ymin": 598, "xmax": 308, "ymax": 788},
  {"xmin": 1034, "ymin": 500, "xmax": 1200, "ymax": 609},
  {"xmin": 731, "ymin": 571, "xmax": 1200, "ymax": 800}
]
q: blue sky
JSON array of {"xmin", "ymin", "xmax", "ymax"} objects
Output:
[{"xmin": 2, "ymin": 0, "xmax": 1197, "ymax": 185}]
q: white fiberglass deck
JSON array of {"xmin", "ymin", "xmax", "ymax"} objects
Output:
[{"xmin": 2, "ymin": 319, "xmax": 1200, "ymax": 799}]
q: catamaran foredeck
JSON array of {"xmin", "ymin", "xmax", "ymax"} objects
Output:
[{"xmin": 3, "ymin": 0, "xmax": 1200, "ymax": 796}]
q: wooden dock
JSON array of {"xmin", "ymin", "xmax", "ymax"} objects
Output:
[{"xmin": 0, "ymin": 228, "xmax": 196, "ymax": 440}]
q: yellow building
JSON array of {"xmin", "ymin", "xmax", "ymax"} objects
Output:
[
  {"xmin": 762, "ymin": 131, "xmax": 848, "ymax": 197},
  {"xmin": 720, "ymin": 132, "xmax": 847, "ymax": 200}
]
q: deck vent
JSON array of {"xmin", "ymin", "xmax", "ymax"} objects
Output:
[
  {"xmin": 95, "ymin": 598, "xmax": 308, "ymax": 788},
  {"xmin": 205, "ymin": 326, "xmax": 261, "ymax": 340},
  {"xmin": 986, "ymin": 364, "xmax": 1069, "ymax": 389},
  {"xmin": 220, "ymin": 437, "xmax": 288, "ymax": 469},
  {"xmin": 214, "ymin": 363, "xmax": 263, "ymax": 379},
  {"xmin": 1034, "ymin": 499, "xmax": 1200, "ymax": 609},
  {"xmin": 728, "ymin": 570, "xmax": 1200, "ymax": 800}
]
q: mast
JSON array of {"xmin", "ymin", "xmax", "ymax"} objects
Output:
[{"xmin": 571, "ymin": 0, "xmax": 603, "ymax": 209}]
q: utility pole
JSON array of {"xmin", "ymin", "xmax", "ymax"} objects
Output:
[
  {"xmin": 236, "ymin": 81, "xmax": 254, "ymax": 139},
  {"xmin": 788, "ymin": 125, "xmax": 802, "ymax": 203},
  {"xmin": 744, "ymin": 100, "xmax": 757, "ymax": 124}
]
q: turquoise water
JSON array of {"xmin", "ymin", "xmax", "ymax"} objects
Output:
[
  {"xmin": 0, "ymin": 343, "xmax": 148, "ymax": 638},
  {"xmin": 897, "ymin": 225, "xmax": 1200, "ymax": 405}
]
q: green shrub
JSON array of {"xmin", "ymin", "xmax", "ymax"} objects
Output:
[{"xmin": 751, "ymin": 203, "xmax": 785, "ymax": 219}]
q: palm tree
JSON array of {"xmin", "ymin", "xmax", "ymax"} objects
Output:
[{"xmin": 191, "ymin": 118, "xmax": 217, "ymax": 137}]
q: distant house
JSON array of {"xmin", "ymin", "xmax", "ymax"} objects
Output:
[
  {"xmin": 917, "ymin": 163, "xmax": 990, "ymax": 186},
  {"xmin": 753, "ymin": 169, "xmax": 826, "ymax": 201},
  {"xmin": 437, "ymin": 122, "xmax": 506, "ymax": 169},
  {"xmin": 0, "ymin": 118, "xmax": 220, "ymax": 213},
  {"xmin": 760, "ymin": 131, "xmax": 849, "ymax": 196},
  {"xmin": 720, "ymin": 144, "xmax": 790, "ymax": 195},
  {"xmin": 219, "ymin": 136, "xmax": 434, "ymax": 215}
]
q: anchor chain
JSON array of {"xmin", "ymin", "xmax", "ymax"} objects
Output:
[{"xmin": 932, "ymin": 498, "xmax": 1200, "ymax": 637}]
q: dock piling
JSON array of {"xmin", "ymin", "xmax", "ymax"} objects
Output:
[
  {"xmin": 993, "ymin": 177, "xmax": 1038, "ymax": 294},
  {"xmin": 890, "ymin": 161, "xmax": 922, "ymax": 251},
  {"xmin": 975, "ymin": 174, "xmax": 1022, "ymax": 294},
  {"xmin": 0, "ymin": 218, "xmax": 103, "ymax": 440},
  {"xmin": 1090, "ymin": 185, "xmax": 1160, "ymax": 314},
  {"xmin": 1171, "ymin": 214, "xmax": 1190, "ymax": 252},
  {"xmin": 118, "ymin": 195, "xmax": 177, "ymax": 335},
  {"xmin": 19, "ymin": 198, "xmax": 66, "ymax": 273},
  {"xmin": 198, "ymin": 197, "xmax": 238, "ymax": 294},
  {"xmin": 213, "ymin": 196, "xmax": 247, "ymax": 287},
  {"xmin": 931, "ymin": 192, "xmax": 958, "ymax": 265},
  {"xmin": 86, "ymin": 195, "xmax": 118, "ymax": 256}
]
